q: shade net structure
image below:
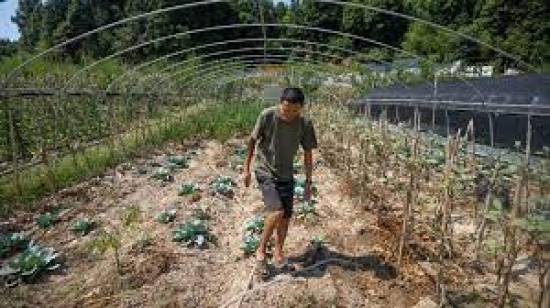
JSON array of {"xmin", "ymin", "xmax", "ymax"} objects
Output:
[{"xmin": 0, "ymin": 1, "xmax": 548, "ymax": 307}]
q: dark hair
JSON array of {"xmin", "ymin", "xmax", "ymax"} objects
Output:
[{"xmin": 280, "ymin": 87, "xmax": 305, "ymax": 105}]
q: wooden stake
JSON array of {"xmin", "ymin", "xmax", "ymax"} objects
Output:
[
  {"xmin": 8, "ymin": 107, "xmax": 23, "ymax": 200},
  {"xmin": 488, "ymin": 113, "xmax": 495, "ymax": 147}
]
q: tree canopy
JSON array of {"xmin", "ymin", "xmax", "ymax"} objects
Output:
[{"xmin": 6, "ymin": 0, "xmax": 549, "ymax": 71}]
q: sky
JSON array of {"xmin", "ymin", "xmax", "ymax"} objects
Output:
[
  {"xmin": 0, "ymin": 0, "xmax": 291, "ymax": 41},
  {"xmin": 0, "ymin": 0, "xmax": 19, "ymax": 40}
]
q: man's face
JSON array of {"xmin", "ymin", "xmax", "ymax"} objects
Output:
[{"xmin": 278, "ymin": 100, "xmax": 303, "ymax": 121}]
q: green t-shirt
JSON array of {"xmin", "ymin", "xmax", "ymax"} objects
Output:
[{"xmin": 251, "ymin": 106, "xmax": 318, "ymax": 181}]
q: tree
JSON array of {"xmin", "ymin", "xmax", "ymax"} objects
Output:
[
  {"xmin": 342, "ymin": 0, "xmax": 409, "ymax": 54},
  {"xmin": 0, "ymin": 39, "xmax": 18, "ymax": 59},
  {"xmin": 12, "ymin": 0, "xmax": 42, "ymax": 50}
]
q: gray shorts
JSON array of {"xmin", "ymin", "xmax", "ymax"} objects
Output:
[{"xmin": 255, "ymin": 172, "xmax": 294, "ymax": 218}]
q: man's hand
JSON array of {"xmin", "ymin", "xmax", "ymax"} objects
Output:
[
  {"xmin": 243, "ymin": 138, "xmax": 256, "ymax": 189},
  {"xmin": 242, "ymin": 170, "xmax": 252, "ymax": 188}
]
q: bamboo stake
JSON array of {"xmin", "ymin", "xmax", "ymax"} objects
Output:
[
  {"xmin": 8, "ymin": 107, "xmax": 23, "ymax": 200},
  {"xmin": 488, "ymin": 113, "xmax": 495, "ymax": 147}
]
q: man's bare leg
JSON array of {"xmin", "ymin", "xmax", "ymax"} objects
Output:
[
  {"xmin": 273, "ymin": 217, "xmax": 290, "ymax": 264},
  {"xmin": 256, "ymin": 210, "xmax": 284, "ymax": 261}
]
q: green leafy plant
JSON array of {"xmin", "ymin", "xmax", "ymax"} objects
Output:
[
  {"xmin": 294, "ymin": 177, "xmax": 318, "ymax": 201},
  {"xmin": 177, "ymin": 182, "xmax": 199, "ymax": 196},
  {"xmin": 122, "ymin": 205, "xmax": 141, "ymax": 229},
  {"xmin": 243, "ymin": 215, "xmax": 264, "ymax": 234},
  {"xmin": 36, "ymin": 211, "xmax": 59, "ymax": 229},
  {"xmin": 89, "ymin": 230, "xmax": 122, "ymax": 273},
  {"xmin": 69, "ymin": 218, "xmax": 94, "ymax": 236},
  {"xmin": 156, "ymin": 209, "xmax": 177, "ymax": 224},
  {"xmin": 241, "ymin": 234, "xmax": 260, "ymax": 255},
  {"xmin": 229, "ymin": 145, "xmax": 247, "ymax": 172},
  {"xmin": 234, "ymin": 147, "xmax": 247, "ymax": 158},
  {"xmin": 241, "ymin": 215, "xmax": 264, "ymax": 254},
  {"xmin": 210, "ymin": 176, "xmax": 235, "ymax": 197},
  {"xmin": 0, "ymin": 241, "xmax": 60, "ymax": 283},
  {"xmin": 152, "ymin": 167, "xmax": 172, "ymax": 182},
  {"xmin": 0, "ymin": 233, "xmax": 28, "ymax": 258},
  {"xmin": 167, "ymin": 155, "xmax": 189, "ymax": 169},
  {"xmin": 296, "ymin": 201, "xmax": 317, "ymax": 219},
  {"xmin": 172, "ymin": 219, "xmax": 214, "ymax": 248},
  {"xmin": 310, "ymin": 235, "xmax": 326, "ymax": 250}
]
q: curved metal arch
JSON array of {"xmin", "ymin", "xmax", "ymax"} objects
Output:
[
  {"xmin": 145, "ymin": 55, "xmax": 345, "ymax": 102},
  {"xmin": 170, "ymin": 58, "xmax": 340, "ymax": 93},
  {"xmin": 6, "ymin": 0, "xmax": 534, "ymax": 86},
  {"xmin": 62, "ymin": 23, "xmax": 483, "ymax": 97},
  {"xmin": 65, "ymin": 22, "xmax": 406, "ymax": 89},
  {"xmin": 4, "ymin": 0, "xmax": 229, "ymax": 85},
  {"xmin": 115, "ymin": 54, "xmax": 340, "ymax": 100},
  {"xmin": 108, "ymin": 37, "xmax": 405, "ymax": 92},
  {"xmin": 145, "ymin": 55, "xmax": 348, "ymax": 98},
  {"xmin": 189, "ymin": 67, "xmax": 324, "ymax": 96},
  {"xmin": 190, "ymin": 63, "xmax": 328, "ymax": 91},
  {"xmin": 318, "ymin": 0, "xmax": 537, "ymax": 72},
  {"xmin": 128, "ymin": 47, "xmax": 348, "ymax": 94},
  {"xmin": 135, "ymin": 44, "xmax": 413, "ymax": 94},
  {"xmin": 161, "ymin": 47, "xmax": 345, "ymax": 85}
]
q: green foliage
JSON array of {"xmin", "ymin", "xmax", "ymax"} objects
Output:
[
  {"xmin": 36, "ymin": 211, "xmax": 59, "ymax": 229},
  {"xmin": 310, "ymin": 235, "xmax": 326, "ymax": 250},
  {"xmin": 0, "ymin": 39, "xmax": 17, "ymax": 58},
  {"xmin": 152, "ymin": 167, "xmax": 171, "ymax": 181},
  {"xmin": 296, "ymin": 201, "xmax": 317, "ymax": 219},
  {"xmin": 172, "ymin": 219, "xmax": 214, "ymax": 248},
  {"xmin": 167, "ymin": 155, "xmax": 189, "ymax": 170},
  {"xmin": 240, "ymin": 234, "xmax": 260, "ymax": 255},
  {"xmin": 0, "ymin": 233, "xmax": 28, "ymax": 258},
  {"xmin": 89, "ymin": 230, "xmax": 121, "ymax": 255},
  {"xmin": 0, "ymin": 100, "xmax": 266, "ymax": 217},
  {"xmin": 229, "ymin": 146, "xmax": 247, "ymax": 172},
  {"xmin": 0, "ymin": 241, "xmax": 60, "ymax": 283},
  {"xmin": 241, "ymin": 215, "xmax": 264, "ymax": 255},
  {"xmin": 517, "ymin": 216, "xmax": 550, "ymax": 235},
  {"xmin": 243, "ymin": 215, "xmax": 264, "ymax": 234},
  {"xmin": 518, "ymin": 196, "xmax": 550, "ymax": 237},
  {"xmin": 177, "ymin": 182, "xmax": 199, "ymax": 196},
  {"xmin": 122, "ymin": 205, "xmax": 141, "ymax": 229},
  {"xmin": 88, "ymin": 229, "xmax": 122, "ymax": 273},
  {"xmin": 156, "ymin": 209, "xmax": 177, "ymax": 224},
  {"xmin": 294, "ymin": 177, "xmax": 318, "ymax": 201},
  {"xmin": 210, "ymin": 176, "xmax": 236, "ymax": 197},
  {"xmin": 69, "ymin": 218, "xmax": 94, "ymax": 236}
]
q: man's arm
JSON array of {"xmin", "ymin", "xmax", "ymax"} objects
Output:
[
  {"xmin": 304, "ymin": 150, "xmax": 313, "ymax": 201},
  {"xmin": 243, "ymin": 137, "xmax": 256, "ymax": 187}
]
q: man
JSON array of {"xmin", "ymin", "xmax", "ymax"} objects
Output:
[{"xmin": 242, "ymin": 87, "xmax": 318, "ymax": 271}]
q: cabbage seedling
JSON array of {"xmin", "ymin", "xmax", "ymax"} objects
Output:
[
  {"xmin": 69, "ymin": 218, "xmax": 95, "ymax": 236},
  {"xmin": 172, "ymin": 219, "xmax": 214, "ymax": 248},
  {"xmin": 243, "ymin": 216, "xmax": 264, "ymax": 234},
  {"xmin": 296, "ymin": 201, "xmax": 317, "ymax": 219},
  {"xmin": 294, "ymin": 177, "xmax": 318, "ymax": 201},
  {"xmin": 177, "ymin": 182, "xmax": 199, "ymax": 196},
  {"xmin": 167, "ymin": 155, "xmax": 189, "ymax": 169},
  {"xmin": 156, "ymin": 209, "xmax": 177, "ymax": 224},
  {"xmin": 241, "ymin": 234, "xmax": 260, "ymax": 255},
  {"xmin": 210, "ymin": 176, "xmax": 235, "ymax": 197},
  {"xmin": 152, "ymin": 167, "xmax": 172, "ymax": 182},
  {"xmin": 310, "ymin": 235, "xmax": 326, "ymax": 250},
  {"xmin": 0, "ymin": 233, "xmax": 28, "ymax": 258},
  {"xmin": 36, "ymin": 212, "xmax": 58, "ymax": 229}
]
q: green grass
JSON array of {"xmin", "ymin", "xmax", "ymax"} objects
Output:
[{"xmin": 0, "ymin": 99, "xmax": 266, "ymax": 217}]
